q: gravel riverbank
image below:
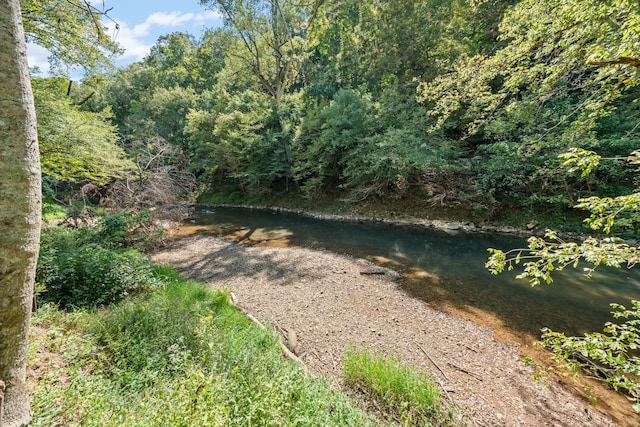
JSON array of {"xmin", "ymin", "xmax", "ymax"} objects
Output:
[{"xmin": 149, "ymin": 234, "xmax": 638, "ymax": 426}]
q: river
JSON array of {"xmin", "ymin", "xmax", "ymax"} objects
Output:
[{"xmin": 184, "ymin": 206, "xmax": 640, "ymax": 339}]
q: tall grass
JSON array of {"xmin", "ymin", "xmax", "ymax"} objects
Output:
[
  {"xmin": 343, "ymin": 349, "xmax": 452, "ymax": 426},
  {"xmin": 29, "ymin": 269, "xmax": 378, "ymax": 426}
]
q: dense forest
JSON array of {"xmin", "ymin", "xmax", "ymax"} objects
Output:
[
  {"xmin": 33, "ymin": 0, "xmax": 640, "ymax": 228},
  {"xmin": 3, "ymin": 1, "xmax": 640, "ymax": 423}
]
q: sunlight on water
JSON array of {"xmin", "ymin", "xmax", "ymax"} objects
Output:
[{"xmin": 186, "ymin": 206, "xmax": 640, "ymax": 338}]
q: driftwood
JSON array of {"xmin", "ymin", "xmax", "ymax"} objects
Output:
[
  {"xmin": 447, "ymin": 362, "xmax": 483, "ymax": 382},
  {"xmin": 415, "ymin": 342, "xmax": 450, "ymax": 382},
  {"xmin": 570, "ymin": 351, "xmax": 616, "ymax": 381},
  {"xmin": 229, "ymin": 292, "xmax": 307, "ymax": 370},
  {"xmin": 359, "ymin": 270, "xmax": 386, "ymax": 275},
  {"xmin": 415, "ymin": 342, "xmax": 456, "ymax": 406}
]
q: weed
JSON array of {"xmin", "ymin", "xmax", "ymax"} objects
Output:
[
  {"xmin": 343, "ymin": 348, "xmax": 451, "ymax": 426},
  {"xmin": 36, "ymin": 222, "xmax": 163, "ymax": 309},
  {"xmin": 522, "ymin": 356, "xmax": 535, "ymax": 367}
]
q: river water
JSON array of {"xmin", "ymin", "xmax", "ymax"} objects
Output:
[{"xmin": 185, "ymin": 206, "xmax": 640, "ymax": 339}]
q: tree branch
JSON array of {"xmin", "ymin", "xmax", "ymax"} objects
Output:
[{"xmin": 588, "ymin": 56, "xmax": 640, "ymax": 68}]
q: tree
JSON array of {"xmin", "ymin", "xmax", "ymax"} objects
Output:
[
  {"xmin": 469, "ymin": 0, "xmax": 640, "ymax": 285},
  {"xmin": 419, "ymin": 0, "xmax": 640, "ymax": 137},
  {"xmin": 21, "ymin": 0, "xmax": 122, "ymax": 75},
  {"xmin": 0, "ymin": 0, "xmax": 41, "ymax": 425},
  {"xmin": 196, "ymin": 0, "xmax": 313, "ymax": 193},
  {"xmin": 33, "ymin": 77, "xmax": 133, "ymax": 185},
  {"xmin": 293, "ymin": 88, "xmax": 377, "ymax": 195},
  {"xmin": 1, "ymin": 1, "xmax": 122, "ymax": 424},
  {"xmin": 142, "ymin": 32, "xmax": 199, "ymax": 90},
  {"xmin": 417, "ymin": 0, "xmax": 640, "ymax": 211},
  {"xmin": 200, "ymin": 0, "xmax": 308, "ymax": 108},
  {"xmin": 454, "ymin": 0, "xmax": 640, "ymax": 411}
]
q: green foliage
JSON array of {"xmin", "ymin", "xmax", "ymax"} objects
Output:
[
  {"xmin": 95, "ymin": 210, "xmax": 161, "ymax": 249},
  {"xmin": 487, "ymin": 230, "xmax": 638, "ymax": 286},
  {"xmin": 339, "ymin": 82, "xmax": 426, "ymax": 197},
  {"xmin": 30, "ymin": 276, "xmax": 377, "ymax": 426},
  {"xmin": 417, "ymin": 0, "xmax": 640, "ymax": 209},
  {"xmin": 21, "ymin": 0, "xmax": 122, "ymax": 76},
  {"xmin": 342, "ymin": 348, "xmax": 448, "ymax": 426},
  {"xmin": 186, "ymin": 89, "xmax": 289, "ymax": 195},
  {"xmin": 92, "ymin": 0, "xmax": 640, "ymax": 218},
  {"xmin": 143, "ymin": 32, "xmax": 201, "ymax": 89},
  {"xmin": 340, "ymin": 128, "xmax": 424, "ymax": 197},
  {"xmin": 42, "ymin": 198, "xmax": 67, "ymax": 221},
  {"xmin": 540, "ymin": 301, "xmax": 640, "ymax": 412},
  {"xmin": 486, "ymin": 145, "xmax": 640, "ymax": 412},
  {"xmin": 33, "ymin": 77, "xmax": 134, "ymax": 184},
  {"xmin": 475, "ymin": 1, "xmax": 640, "ymax": 395},
  {"xmin": 576, "ymin": 194, "xmax": 640, "ymax": 234},
  {"xmin": 294, "ymin": 88, "xmax": 376, "ymax": 196},
  {"xmin": 131, "ymin": 85, "xmax": 200, "ymax": 149},
  {"xmin": 36, "ymin": 215, "xmax": 162, "ymax": 309},
  {"xmin": 36, "ymin": 233, "xmax": 159, "ymax": 309},
  {"xmin": 420, "ymin": 0, "xmax": 640, "ymax": 136},
  {"xmin": 200, "ymin": 0, "xmax": 309, "ymax": 107},
  {"xmin": 561, "ymin": 148, "xmax": 603, "ymax": 177}
]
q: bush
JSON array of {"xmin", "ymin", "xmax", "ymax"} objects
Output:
[
  {"xmin": 95, "ymin": 209, "xmax": 161, "ymax": 250},
  {"xmin": 36, "ymin": 226, "xmax": 160, "ymax": 309}
]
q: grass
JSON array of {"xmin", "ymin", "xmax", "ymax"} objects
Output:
[
  {"xmin": 42, "ymin": 199, "xmax": 68, "ymax": 221},
  {"xmin": 29, "ymin": 267, "xmax": 380, "ymax": 427},
  {"xmin": 343, "ymin": 349, "xmax": 453, "ymax": 426}
]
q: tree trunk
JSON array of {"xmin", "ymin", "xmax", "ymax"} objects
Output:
[{"xmin": 0, "ymin": 0, "xmax": 42, "ymax": 426}]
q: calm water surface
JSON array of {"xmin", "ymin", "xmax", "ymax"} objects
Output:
[{"xmin": 186, "ymin": 206, "xmax": 640, "ymax": 338}]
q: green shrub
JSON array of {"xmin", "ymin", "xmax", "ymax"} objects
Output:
[
  {"xmin": 42, "ymin": 199, "xmax": 67, "ymax": 221},
  {"xmin": 36, "ymin": 226, "xmax": 160, "ymax": 309},
  {"xmin": 95, "ymin": 209, "xmax": 161, "ymax": 249}
]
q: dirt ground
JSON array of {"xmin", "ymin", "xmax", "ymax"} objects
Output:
[{"xmin": 151, "ymin": 234, "xmax": 636, "ymax": 426}]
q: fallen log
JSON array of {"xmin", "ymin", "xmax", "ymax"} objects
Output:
[{"xmin": 229, "ymin": 292, "xmax": 307, "ymax": 370}]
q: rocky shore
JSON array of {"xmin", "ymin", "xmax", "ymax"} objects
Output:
[{"xmin": 151, "ymin": 234, "xmax": 635, "ymax": 426}]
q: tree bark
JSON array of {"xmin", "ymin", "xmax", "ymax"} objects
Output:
[{"xmin": 0, "ymin": 0, "xmax": 42, "ymax": 426}]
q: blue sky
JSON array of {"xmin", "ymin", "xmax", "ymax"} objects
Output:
[{"xmin": 27, "ymin": 0, "xmax": 223, "ymax": 75}]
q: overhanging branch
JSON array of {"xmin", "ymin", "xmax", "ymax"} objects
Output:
[{"xmin": 588, "ymin": 56, "xmax": 640, "ymax": 68}]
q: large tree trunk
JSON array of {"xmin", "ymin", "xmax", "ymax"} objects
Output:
[{"xmin": 0, "ymin": 0, "xmax": 42, "ymax": 426}]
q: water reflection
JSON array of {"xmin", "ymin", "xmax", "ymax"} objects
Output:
[{"xmin": 186, "ymin": 206, "xmax": 640, "ymax": 338}]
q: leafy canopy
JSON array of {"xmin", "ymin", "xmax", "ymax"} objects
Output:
[
  {"xmin": 34, "ymin": 77, "xmax": 133, "ymax": 184},
  {"xmin": 472, "ymin": 0, "xmax": 640, "ymax": 411},
  {"xmin": 21, "ymin": 0, "xmax": 123, "ymax": 75},
  {"xmin": 419, "ymin": 0, "xmax": 640, "ymax": 136}
]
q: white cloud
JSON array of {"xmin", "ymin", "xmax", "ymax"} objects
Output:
[
  {"xmin": 26, "ymin": 43, "xmax": 51, "ymax": 75},
  {"xmin": 196, "ymin": 10, "xmax": 222, "ymax": 23},
  {"xmin": 147, "ymin": 10, "xmax": 221, "ymax": 27},
  {"xmin": 147, "ymin": 11, "xmax": 197, "ymax": 27},
  {"xmin": 109, "ymin": 10, "xmax": 222, "ymax": 61},
  {"xmin": 27, "ymin": 9, "xmax": 223, "ymax": 70},
  {"xmin": 107, "ymin": 20, "xmax": 153, "ymax": 61}
]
